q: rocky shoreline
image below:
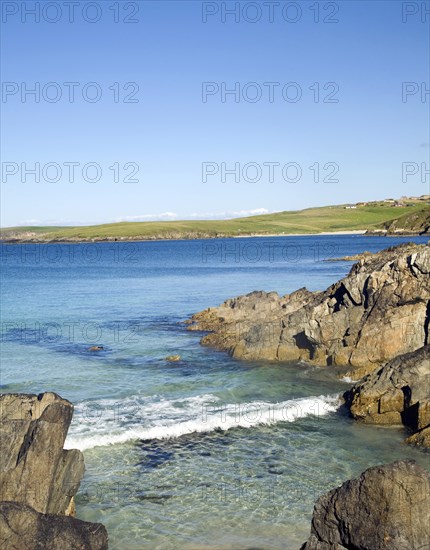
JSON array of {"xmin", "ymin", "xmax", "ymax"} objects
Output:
[
  {"xmin": 188, "ymin": 242, "xmax": 429, "ymax": 374},
  {"xmin": 0, "ymin": 232, "xmax": 365, "ymax": 244},
  {"xmin": 0, "ymin": 392, "xmax": 108, "ymax": 549},
  {"xmin": 1, "ymin": 395, "xmax": 428, "ymax": 550},
  {"xmin": 188, "ymin": 242, "xmax": 430, "ymax": 446},
  {"xmin": 187, "ymin": 240, "xmax": 430, "ymax": 546},
  {"xmin": 2, "ymin": 242, "xmax": 429, "ymax": 548},
  {"xmin": 1, "ymin": 230, "xmax": 427, "ymax": 245}
]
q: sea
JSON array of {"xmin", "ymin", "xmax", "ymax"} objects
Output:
[{"xmin": 1, "ymin": 234, "xmax": 429, "ymax": 549}]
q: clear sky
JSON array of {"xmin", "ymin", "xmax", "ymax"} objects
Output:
[{"xmin": 1, "ymin": 0, "xmax": 429, "ymax": 227}]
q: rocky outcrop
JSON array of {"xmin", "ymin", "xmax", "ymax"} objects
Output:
[
  {"xmin": 344, "ymin": 346, "xmax": 430, "ymax": 445},
  {"xmin": 188, "ymin": 243, "xmax": 430, "ymax": 378},
  {"xmin": 0, "ymin": 501, "xmax": 108, "ymax": 550},
  {"xmin": 0, "ymin": 392, "xmax": 83, "ymax": 515},
  {"xmin": 0, "ymin": 392, "xmax": 108, "ymax": 549},
  {"xmin": 300, "ymin": 460, "xmax": 430, "ymax": 550}
]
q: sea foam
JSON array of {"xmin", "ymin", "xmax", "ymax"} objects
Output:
[{"xmin": 65, "ymin": 393, "xmax": 341, "ymax": 451}]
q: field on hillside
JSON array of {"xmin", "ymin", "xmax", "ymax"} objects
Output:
[{"xmin": 2, "ymin": 202, "xmax": 429, "ymax": 242}]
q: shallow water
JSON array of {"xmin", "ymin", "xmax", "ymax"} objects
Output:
[{"xmin": 1, "ymin": 235, "xmax": 429, "ymax": 549}]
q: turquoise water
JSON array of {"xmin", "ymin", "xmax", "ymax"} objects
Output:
[{"xmin": 1, "ymin": 235, "xmax": 429, "ymax": 549}]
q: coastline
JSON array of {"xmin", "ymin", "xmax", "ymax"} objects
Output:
[
  {"xmin": 233, "ymin": 230, "xmax": 367, "ymax": 238},
  {"xmin": 2, "ymin": 201, "xmax": 428, "ymax": 244},
  {"xmin": 3, "ymin": 238, "xmax": 430, "ymax": 549},
  {"xmin": 0, "ymin": 229, "xmax": 406, "ymax": 245}
]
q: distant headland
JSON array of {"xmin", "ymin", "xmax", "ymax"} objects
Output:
[{"xmin": 2, "ymin": 197, "xmax": 429, "ymax": 243}]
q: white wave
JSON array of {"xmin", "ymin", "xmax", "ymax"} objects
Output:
[
  {"xmin": 65, "ymin": 393, "xmax": 340, "ymax": 451},
  {"xmin": 341, "ymin": 376, "xmax": 358, "ymax": 384}
]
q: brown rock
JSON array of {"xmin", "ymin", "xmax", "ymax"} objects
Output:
[
  {"xmin": 0, "ymin": 392, "xmax": 84, "ymax": 514},
  {"xmin": 0, "ymin": 501, "xmax": 108, "ymax": 550},
  {"xmin": 165, "ymin": 355, "xmax": 181, "ymax": 362},
  {"xmin": 188, "ymin": 243, "xmax": 430, "ymax": 376},
  {"xmin": 406, "ymin": 425, "xmax": 430, "ymax": 447},
  {"xmin": 343, "ymin": 346, "xmax": 430, "ymax": 445},
  {"xmin": 300, "ymin": 460, "xmax": 430, "ymax": 550},
  {"xmin": 0, "ymin": 392, "xmax": 109, "ymax": 548}
]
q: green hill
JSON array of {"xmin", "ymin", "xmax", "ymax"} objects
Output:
[
  {"xmin": 2, "ymin": 201, "xmax": 429, "ymax": 243},
  {"xmin": 368, "ymin": 207, "xmax": 430, "ymax": 235}
]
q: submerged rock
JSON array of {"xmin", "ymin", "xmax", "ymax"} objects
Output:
[
  {"xmin": 165, "ymin": 355, "xmax": 181, "ymax": 362},
  {"xmin": 188, "ymin": 243, "xmax": 430, "ymax": 377},
  {"xmin": 88, "ymin": 345, "xmax": 104, "ymax": 351},
  {"xmin": 0, "ymin": 392, "xmax": 108, "ymax": 548},
  {"xmin": 300, "ymin": 460, "xmax": 430, "ymax": 550},
  {"xmin": 344, "ymin": 346, "xmax": 430, "ymax": 445}
]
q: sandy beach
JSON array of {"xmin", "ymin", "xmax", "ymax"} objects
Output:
[{"xmin": 233, "ymin": 230, "xmax": 367, "ymax": 238}]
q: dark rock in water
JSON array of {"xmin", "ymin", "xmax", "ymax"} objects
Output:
[
  {"xmin": 0, "ymin": 501, "xmax": 108, "ymax": 550},
  {"xmin": 138, "ymin": 448, "xmax": 174, "ymax": 469},
  {"xmin": 344, "ymin": 346, "xmax": 430, "ymax": 446},
  {"xmin": 300, "ymin": 460, "xmax": 430, "ymax": 550},
  {"xmin": 0, "ymin": 392, "xmax": 108, "ymax": 548},
  {"xmin": 136, "ymin": 494, "xmax": 172, "ymax": 504},
  {"xmin": 188, "ymin": 243, "xmax": 430, "ymax": 378}
]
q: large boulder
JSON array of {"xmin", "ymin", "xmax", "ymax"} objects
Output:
[
  {"xmin": 300, "ymin": 460, "xmax": 430, "ymax": 550},
  {"xmin": 0, "ymin": 392, "xmax": 108, "ymax": 548},
  {"xmin": 0, "ymin": 392, "xmax": 84, "ymax": 515},
  {"xmin": 188, "ymin": 243, "xmax": 430, "ymax": 377},
  {"xmin": 0, "ymin": 501, "xmax": 108, "ymax": 550},
  {"xmin": 343, "ymin": 346, "xmax": 430, "ymax": 445}
]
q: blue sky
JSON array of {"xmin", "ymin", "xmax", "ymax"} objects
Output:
[{"xmin": 1, "ymin": 0, "xmax": 429, "ymax": 227}]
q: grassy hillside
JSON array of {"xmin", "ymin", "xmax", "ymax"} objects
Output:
[
  {"xmin": 370, "ymin": 207, "xmax": 430, "ymax": 235},
  {"xmin": 2, "ymin": 201, "xmax": 429, "ymax": 242}
]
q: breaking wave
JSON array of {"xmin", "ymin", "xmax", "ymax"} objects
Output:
[{"xmin": 65, "ymin": 393, "xmax": 341, "ymax": 451}]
